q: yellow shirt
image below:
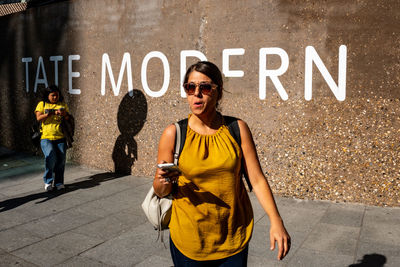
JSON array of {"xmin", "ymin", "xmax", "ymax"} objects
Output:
[
  {"xmin": 169, "ymin": 118, "xmax": 254, "ymax": 261},
  {"xmin": 35, "ymin": 101, "xmax": 69, "ymax": 140}
]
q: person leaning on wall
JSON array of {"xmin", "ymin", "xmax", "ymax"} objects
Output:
[
  {"xmin": 35, "ymin": 85, "xmax": 71, "ymax": 192},
  {"xmin": 153, "ymin": 61, "xmax": 291, "ymax": 266}
]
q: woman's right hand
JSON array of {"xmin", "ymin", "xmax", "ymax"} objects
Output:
[
  {"xmin": 154, "ymin": 165, "xmax": 179, "ymax": 197},
  {"xmin": 35, "ymin": 111, "xmax": 50, "ymax": 122},
  {"xmin": 156, "ymin": 161, "xmax": 180, "ymax": 184},
  {"xmin": 156, "ymin": 167, "xmax": 179, "ymax": 185},
  {"xmin": 153, "ymin": 124, "xmax": 179, "ymax": 197}
]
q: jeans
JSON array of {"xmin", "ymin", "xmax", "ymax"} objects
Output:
[
  {"xmin": 170, "ymin": 237, "xmax": 248, "ymax": 267},
  {"xmin": 40, "ymin": 139, "xmax": 66, "ymax": 186}
]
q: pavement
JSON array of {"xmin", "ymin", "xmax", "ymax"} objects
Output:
[{"xmin": 0, "ymin": 147, "xmax": 399, "ymax": 267}]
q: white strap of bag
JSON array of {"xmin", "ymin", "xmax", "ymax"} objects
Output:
[
  {"xmin": 157, "ymin": 122, "xmax": 181, "ymax": 244},
  {"xmin": 173, "ymin": 122, "xmax": 181, "ymax": 166}
]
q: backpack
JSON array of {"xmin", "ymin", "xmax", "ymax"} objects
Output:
[
  {"xmin": 30, "ymin": 102, "xmax": 44, "ymax": 149},
  {"xmin": 61, "ymin": 114, "xmax": 75, "ymax": 149},
  {"xmin": 175, "ymin": 116, "xmax": 252, "ymax": 192}
]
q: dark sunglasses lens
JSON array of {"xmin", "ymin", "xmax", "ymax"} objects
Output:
[
  {"xmin": 199, "ymin": 84, "xmax": 212, "ymax": 94},
  {"xmin": 184, "ymin": 83, "xmax": 196, "ymax": 94}
]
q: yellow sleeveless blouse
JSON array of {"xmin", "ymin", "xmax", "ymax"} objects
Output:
[{"xmin": 169, "ymin": 117, "xmax": 254, "ymax": 261}]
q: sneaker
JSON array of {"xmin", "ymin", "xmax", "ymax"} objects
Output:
[
  {"xmin": 45, "ymin": 183, "xmax": 53, "ymax": 192},
  {"xmin": 56, "ymin": 184, "xmax": 65, "ymax": 190}
]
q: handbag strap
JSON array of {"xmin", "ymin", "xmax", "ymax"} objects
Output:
[
  {"xmin": 173, "ymin": 122, "xmax": 181, "ymax": 165},
  {"xmin": 155, "ymin": 122, "xmax": 181, "ymax": 244}
]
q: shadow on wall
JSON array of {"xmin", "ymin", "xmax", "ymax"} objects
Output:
[
  {"xmin": 349, "ymin": 253, "xmax": 387, "ymax": 267},
  {"xmin": 112, "ymin": 90, "xmax": 148, "ymax": 175}
]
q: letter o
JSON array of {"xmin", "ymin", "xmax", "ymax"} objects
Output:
[{"xmin": 141, "ymin": 51, "xmax": 170, "ymax": 97}]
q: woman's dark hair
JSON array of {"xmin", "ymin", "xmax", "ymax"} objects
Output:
[
  {"xmin": 41, "ymin": 85, "xmax": 64, "ymax": 103},
  {"xmin": 183, "ymin": 61, "xmax": 224, "ymax": 105}
]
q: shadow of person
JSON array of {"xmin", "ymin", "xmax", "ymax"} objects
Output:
[
  {"xmin": 112, "ymin": 90, "xmax": 147, "ymax": 175},
  {"xmin": 349, "ymin": 253, "xmax": 387, "ymax": 267},
  {"xmin": 0, "ymin": 172, "xmax": 125, "ymax": 212}
]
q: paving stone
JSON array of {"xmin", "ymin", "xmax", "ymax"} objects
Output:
[
  {"xmin": 71, "ymin": 210, "xmax": 146, "ymax": 241},
  {"xmin": 0, "ymin": 165, "xmax": 43, "ymax": 181},
  {"xmin": 0, "ymin": 249, "xmax": 36, "ymax": 267},
  {"xmin": 12, "ymin": 232, "xmax": 103, "ymax": 266},
  {"xmin": 360, "ymin": 225, "xmax": 400, "ymax": 248},
  {"xmin": 320, "ymin": 203, "xmax": 365, "ymax": 227},
  {"xmin": 0, "ymin": 209, "xmax": 32, "ymax": 231},
  {"xmin": 359, "ymin": 207, "xmax": 400, "ymax": 247},
  {"xmin": 274, "ymin": 201, "xmax": 328, "ymax": 234},
  {"xmin": 81, "ymin": 224, "xmax": 171, "ymax": 266},
  {"xmin": 134, "ymin": 255, "xmax": 174, "ymax": 267},
  {"xmin": 0, "ymin": 179, "xmax": 43, "ymax": 198},
  {"xmin": 16, "ymin": 209, "xmax": 100, "ymax": 239},
  {"xmin": 287, "ymin": 248, "xmax": 354, "ymax": 267},
  {"xmin": 56, "ymin": 255, "xmax": 113, "ymax": 267},
  {"xmin": 0, "ymin": 159, "xmax": 30, "ymax": 170},
  {"xmin": 0, "ymin": 172, "xmax": 42, "ymax": 190},
  {"xmin": 249, "ymin": 217, "xmax": 303, "ymax": 263},
  {"xmin": 357, "ymin": 240, "xmax": 400, "ymax": 258},
  {"xmin": 301, "ymin": 223, "xmax": 360, "ymax": 256},
  {"xmin": 247, "ymin": 254, "xmax": 287, "ymax": 267},
  {"xmin": 0, "ymin": 227, "xmax": 41, "ymax": 252},
  {"xmin": 363, "ymin": 206, "xmax": 400, "ymax": 227}
]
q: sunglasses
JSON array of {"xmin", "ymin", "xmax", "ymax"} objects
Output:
[{"xmin": 183, "ymin": 82, "xmax": 217, "ymax": 96}]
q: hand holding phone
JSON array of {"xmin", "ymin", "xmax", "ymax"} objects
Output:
[{"xmin": 157, "ymin": 163, "xmax": 181, "ymax": 173}]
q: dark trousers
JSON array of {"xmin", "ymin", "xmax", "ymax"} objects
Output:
[{"xmin": 170, "ymin": 237, "xmax": 248, "ymax": 267}]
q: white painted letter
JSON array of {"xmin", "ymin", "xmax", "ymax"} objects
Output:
[
  {"xmin": 101, "ymin": 53, "xmax": 133, "ymax": 96},
  {"xmin": 305, "ymin": 45, "xmax": 347, "ymax": 101},
  {"xmin": 22, "ymin": 57, "xmax": 32, "ymax": 92},
  {"xmin": 34, "ymin": 56, "xmax": 48, "ymax": 93},
  {"xmin": 50, "ymin": 56, "xmax": 63, "ymax": 86},
  {"xmin": 180, "ymin": 50, "xmax": 207, "ymax": 97},
  {"xmin": 259, "ymin": 48, "xmax": 289, "ymax": 100},
  {"xmin": 141, "ymin": 51, "xmax": 170, "ymax": 98},
  {"xmin": 222, "ymin": 48, "xmax": 245, "ymax": 77},
  {"xmin": 68, "ymin": 55, "xmax": 81, "ymax": 95}
]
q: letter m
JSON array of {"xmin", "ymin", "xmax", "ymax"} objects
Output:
[{"xmin": 101, "ymin": 53, "xmax": 133, "ymax": 96}]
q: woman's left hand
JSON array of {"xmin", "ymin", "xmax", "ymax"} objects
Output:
[
  {"xmin": 55, "ymin": 109, "xmax": 66, "ymax": 117},
  {"xmin": 269, "ymin": 220, "xmax": 291, "ymax": 260}
]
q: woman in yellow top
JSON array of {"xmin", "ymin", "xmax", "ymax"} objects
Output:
[
  {"xmin": 153, "ymin": 61, "xmax": 290, "ymax": 266},
  {"xmin": 35, "ymin": 85, "xmax": 71, "ymax": 192}
]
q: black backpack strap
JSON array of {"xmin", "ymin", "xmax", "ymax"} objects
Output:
[
  {"xmin": 224, "ymin": 116, "xmax": 253, "ymax": 192},
  {"xmin": 224, "ymin": 116, "xmax": 241, "ymax": 146},
  {"xmin": 176, "ymin": 118, "xmax": 188, "ymax": 161}
]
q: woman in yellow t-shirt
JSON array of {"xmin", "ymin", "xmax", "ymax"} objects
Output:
[
  {"xmin": 153, "ymin": 61, "xmax": 291, "ymax": 266},
  {"xmin": 35, "ymin": 85, "xmax": 71, "ymax": 192}
]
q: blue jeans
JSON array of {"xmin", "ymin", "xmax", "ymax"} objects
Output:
[
  {"xmin": 40, "ymin": 139, "xmax": 66, "ymax": 186},
  {"xmin": 170, "ymin": 237, "xmax": 248, "ymax": 267}
]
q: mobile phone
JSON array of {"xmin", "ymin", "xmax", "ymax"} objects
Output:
[{"xmin": 157, "ymin": 163, "xmax": 181, "ymax": 173}]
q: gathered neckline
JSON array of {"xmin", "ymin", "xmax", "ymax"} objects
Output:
[
  {"xmin": 187, "ymin": 113, "xmax": 227, "ymax": 137},
  {"xmin": 187, "ymin": 123, "xmax": 226, "ymax": 137}
]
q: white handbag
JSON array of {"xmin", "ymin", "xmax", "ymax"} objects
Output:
[
  {"xmin": 141, "ymin": 186, "xmax": 173, "ymax": 231},
  {"xmin": 141, "ymin": 122, "xmax": 181, "ymax": 239}
]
